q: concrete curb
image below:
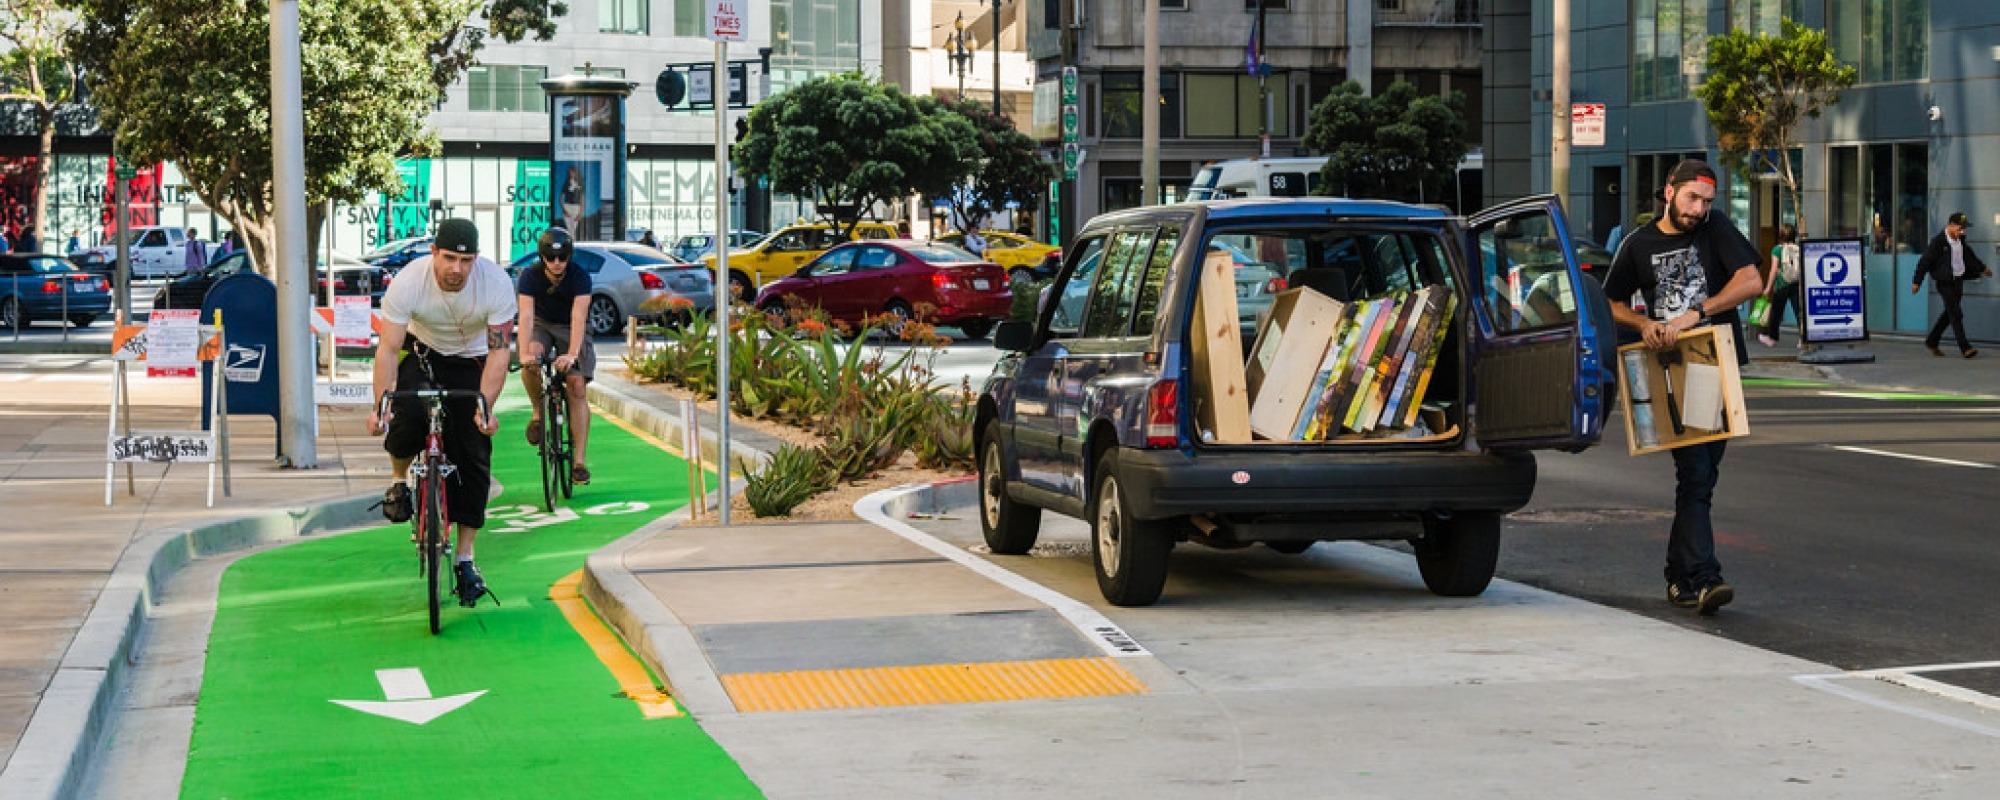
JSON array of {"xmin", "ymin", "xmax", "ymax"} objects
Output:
[
  {"xmin": 580, "ymin": 512, "xmax": 739, "ymax": 719},
  {"xmin": 0, "ymin": 341, "xmax": 110, "ymax": 356},
  {"xmin": 0, "ymin": 493, "xmax": 381, "ymax": 800},
  {"xmin": 586, "ymin": 378, "xmax": 773, "ymax": 479}
]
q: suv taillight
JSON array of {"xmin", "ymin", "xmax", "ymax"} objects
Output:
[
  {"xmin": 1145, "ymin": 379, "xmax": 1179, "ymax": 448},
  {"xmin": 1263, "ymin": 277, "xmax": 1287, "ymax": 294}
]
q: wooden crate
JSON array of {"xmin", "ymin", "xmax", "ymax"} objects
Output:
[
  {"xmin": 1246, "ymin": 287, "xmax": 1344, "ymax": 439},
  {"xmin": 1188, "ymin": 249, "xmax": 1251, "ymax": 443},
  {"xmin": 1616, "ymin": 324, "xmax": 1749, "ymax": 456}
]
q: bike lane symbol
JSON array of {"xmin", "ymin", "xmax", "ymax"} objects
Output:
[{"xmin": 330, "ymin": 668, "xmax": 486, "ymax": 725}]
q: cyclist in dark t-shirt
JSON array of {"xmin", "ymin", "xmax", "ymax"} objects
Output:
[{"xmin": 515, "ymin": 227, "xmax": 598, "ymax": 484}]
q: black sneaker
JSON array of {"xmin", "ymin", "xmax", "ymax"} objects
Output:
[
  {"xmin": 454, "ymin": 561, "xmax": 491, "ymax": 607},
  {"xmin": 378, "ymin": 483, "xmax": 413, "ymax": 523},
  {"xmin": 1695, "ymin": 581, "xmax": 1734, "ymax": 616},
  {"xmin": 1667, "ymin": 582, "xmax": 1698, "ymax": 609}
]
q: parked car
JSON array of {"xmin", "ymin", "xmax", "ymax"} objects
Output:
[
  {"xmin": 1573, "ymin": 237, "xmax": 1615, "ymax": 280},
  {"xmin": 669, "ymin": 230, "xmax": 764, "ymax": 263},
  {"xmin": 931, "ymin": 230, "xmax": 1060, "ymax": 283},
  {"xmin": 0, "ymin": 254, "xmax": 113, "ymax": 329},
  {"xmin": 753, "ymin": 240, "xmax": 1012, "ymax": 339},
  {"xmin": 507, "ymin": 242, "xmax": 713, "ymax": 336},
  {"xmin": 976, "ymin": 196, "xmax": 1614, "ymax": 606},
  {"xmin": 363, "ymin": 236, "xmax": 433, "ymax": 269},
  {"xmin": 80, "ymin": 226, "xmax": 195, "ymax": 279},
  {"xmin": 151, "ymin": 251, "xmax": 385, "ymax": 311},
  {"xmin": 701, "ymin": 220, "xmax": 899, "ymax": 301}
]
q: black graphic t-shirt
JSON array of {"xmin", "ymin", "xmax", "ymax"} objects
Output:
[
  {"xmin": 515, "ymin": 261, "xmax": 592, "ymax": 326},
  {"xmin": 1602, "ymin": 213, "xmax": 1759, "ymax": 365}
]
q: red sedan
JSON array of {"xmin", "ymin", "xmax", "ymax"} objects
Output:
[{"xmin": 754, "ymin": 239, "xmax": 1013, "ymax": 339}]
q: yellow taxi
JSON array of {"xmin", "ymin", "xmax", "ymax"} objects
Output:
[
  {"xmin": 703, "ymin": 221, "xmax": 898, "ymax": 300},
  {"xmin": 932, "ymin": 230, "xmax": 1059, "ymax": 280}
]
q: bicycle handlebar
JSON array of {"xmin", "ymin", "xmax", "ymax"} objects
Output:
[{"xmin": 377, "ymin": 389, "xmax": 489, "ymax": 422}]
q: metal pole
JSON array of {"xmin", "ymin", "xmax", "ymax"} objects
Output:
[
  {"xmin": 272, "ymin": 0, "xmax": 315, "ymax": 467},
  {"xmin": 992, "ymin": 0, "xmax": 1002, "ymax": 116},
  {"xmin": 115, "ymin": 167, "xmax": 130, "ymax": 323},
  {"xmin": 1141, "ymin": 0, "xmax": 1159, "ymax": 205},
  {"xmin": 713, "ymin": 40, "xmax": 733, "ymax": 525},
  {"xmin": 1551, "ymin": 0, "xmax": 1571, "ymax": 214}
]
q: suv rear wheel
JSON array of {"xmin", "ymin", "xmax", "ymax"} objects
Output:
[
  {"xmin": 978, "ymin": 423, "xmax": 1041, "ymax": 554},
  {"xmin": 1415, "ymin": 510, "xmax": 1501, "ymax": 597},
  {"xmin": 1091, "ymin": 449, "xmax": 1172, "ymax": 606}
]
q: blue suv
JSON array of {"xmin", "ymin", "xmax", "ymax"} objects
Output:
[{"xmin": 977, "ymin": 197, "xmax": 1614, "ymax": 606}]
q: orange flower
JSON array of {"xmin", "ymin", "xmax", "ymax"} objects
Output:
[
  {"xmin": 665, "ymin": 295, "xmax": 696, "ymax": 310},
  {"xmin": 797, "ymin": 318, "xmax": 827, "ymax": 336}
]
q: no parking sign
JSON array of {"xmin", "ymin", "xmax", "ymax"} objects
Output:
[{"xmin": 1799, "ymin": 238, "xmax": 1868, "ymax": 344}]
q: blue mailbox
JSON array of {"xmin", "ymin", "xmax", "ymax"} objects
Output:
[{"xmin": 201, "ymin": 273, "xmax": 282, "ymax": 435}]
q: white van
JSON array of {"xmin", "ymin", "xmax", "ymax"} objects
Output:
[{"xmin": 1187, "ymin": 152, "xmax": 1486, "ymax": 212}]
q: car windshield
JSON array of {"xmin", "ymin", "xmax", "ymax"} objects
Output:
[
  {"xmin": 23, "ymin": 256, "xmax": 76, "ymax": 273},
  {"xmin": 906, "ymin": 244, "xmax": 978, "ymax": 264},
  {"xmin": 612, "ymin": 247, "xmax": 684, "ymax": 266}
]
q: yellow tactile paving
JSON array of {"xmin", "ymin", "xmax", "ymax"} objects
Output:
[{"xmin": 719, "ymin": 657, "xmax": 1147, "ymax": 712}]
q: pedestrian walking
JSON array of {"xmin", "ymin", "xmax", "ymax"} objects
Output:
[
  {"xmin": 1911, "ymin": 212, "xmax": 1991, "ymax": 359},
  {"xmin": 182, "ymin": 228, "xmax": 208, "ymax": 274},
  {"xmin": 1758, "ymin": 224, "xmax": 1803, "ymax": 348},
  {"xmin": 1599, "ymin": 159, "xmax": 1765, "ymax": 616},
  {"xmin": 65, "ymin": 229, "xmax": 81, "ymax": 254}
]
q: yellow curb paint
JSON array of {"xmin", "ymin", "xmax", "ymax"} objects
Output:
[
  {"xmin": 719, "ymin": 657, "xmax": 1147, "ymax": 712},
  {"xmin": 550, "ymin": 570, "xmax": 682, "ymax": 719}
]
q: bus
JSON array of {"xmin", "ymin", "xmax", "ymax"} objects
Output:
[{"xmin": 1186, "ymin": 151, "xmax": 1485, "ymax": 213}]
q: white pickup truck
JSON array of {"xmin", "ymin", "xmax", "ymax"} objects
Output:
[{"xmin": 84, "ymin": 226, "xmax": 196, "ymax": 279}]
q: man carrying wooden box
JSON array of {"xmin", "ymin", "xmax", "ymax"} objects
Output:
[{"xmin": 1599, "ymin": 159, "xmax": 1765, "ymax": 617}]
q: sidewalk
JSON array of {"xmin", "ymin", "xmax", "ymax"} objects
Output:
[{"xmin": 0, "ymin": 329, "xmax": 1991, "ymax": 798}]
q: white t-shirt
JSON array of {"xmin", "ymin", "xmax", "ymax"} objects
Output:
[
  {"xmin": 380, "ymin": 254, "xmax": 516, "ymax": 357},
  {"xmin": 1947, "ymin": 236, "xmax": 1965, "ymax": 277}
]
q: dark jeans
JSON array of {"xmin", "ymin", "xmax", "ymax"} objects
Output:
[
  {"xmin": 1665, "ymin": 439, "xmax": 1727, "ymax": 588},
  {"xmin": 1762, "ymin": 283, "xmax": 1800, "ymax": 342},
  {"xmin": 1926, "ymin": 279, "xmax": 1971, "ymax": 352}
]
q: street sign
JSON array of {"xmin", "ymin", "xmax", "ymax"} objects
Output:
[
  {"xmin": 1062, "ymin": 143, "xmax": 1081, "ymax": 180},
  {"xmin": 115, "ymin": 163, "xmax": 136, "ymax": 181},
  {"xmin": 1061, "ymin": 67, "xmax": 1077, "ymax": 106},
  {"xmin": 1800, "ymin": 237, "xmax": 1867, "ymax": 343},
  {"xmin": 705, "ymin": 0, "xmax": 747, "ymax": 42},
  {"xmin": 1572, "ymin": 102, "xmax": 1606, "ymax": 147},
  {"xmin": 1061, "ymin": 104, "xmax": 1078, "ymax": 141}
]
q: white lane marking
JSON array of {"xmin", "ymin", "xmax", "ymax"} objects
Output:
[
  {"xmin": 330, "ymin": 667, "xmax": 487, "ymax": 725},
  {"xmin": 858, "ymin": 484, "xmax": 1152, "ymax": 658},
  {"xmin": 1829, "ymin": 445, "xmax": 1994, "ymax": 469},
  {"xmin": 1792, "ymin": 675, "xmax": 2000, "ymax": 738},
  {"xmin": 377, "ymin": 667, "xmax": 431, "ymax": 701},
  {"xmin": 1795, "ymin": 660, "xmax": 2000, "ymax": 738}
]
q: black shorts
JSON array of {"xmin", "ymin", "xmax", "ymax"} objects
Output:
[{"xmin": 383, "ymin": 344, "xmax": 493, "ymax": 530}]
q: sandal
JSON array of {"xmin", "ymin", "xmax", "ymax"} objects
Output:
[
  {"xmin": 525, "ymin": 418, "xmax": 543, "ymax": 446},
  {"xmin": 571, "ymin": 464, "xmax": 590, "ymax": 485}
]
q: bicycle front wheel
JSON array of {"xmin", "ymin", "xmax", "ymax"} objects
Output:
[
  {"xmin": 550, "ymin": 388, "xmax": 574, "ymax": 500},
  {"xmin": 422, "ymin": 475, "xmax": 446, "ymax": 635},
  {"xmin": 540, "ymin": 388, "xmax": 566, "ymax": 511}
]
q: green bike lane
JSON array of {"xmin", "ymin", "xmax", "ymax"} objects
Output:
[{"xmin": 178, "ymin": 389, "xmax": 763, "ymax": 799}]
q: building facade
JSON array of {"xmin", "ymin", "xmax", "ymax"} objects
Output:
[{"xmin": 1489, "ymin": 0, "xmax": 1998, "ymax": 338}]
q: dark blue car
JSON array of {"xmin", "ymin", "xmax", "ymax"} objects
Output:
[{"xmin": 0, "ymin": 253, "xmax": 113, "ymax": 329}]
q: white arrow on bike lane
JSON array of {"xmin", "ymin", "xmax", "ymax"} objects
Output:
[{"xmin": 330, "ymin": 668, "xmax": 486, "ymax": 725}]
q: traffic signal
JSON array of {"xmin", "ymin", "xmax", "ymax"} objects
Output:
[{"xmin": 734, "ymin": 116, "xmax": 749, "ymax": 143}]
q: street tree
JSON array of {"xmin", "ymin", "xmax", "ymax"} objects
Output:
[
  {"xmin": 932, "ymin": 98, "xmax": 1052, "ymax": 234},
  {"xmin": 1695, "ymin": 18, "xmax": 1855, "ymax": 233},
  {"xmin": 68, "ymin": 0, "xmax": 565, "ymax": 274},
  {"xmin": 0, "ymin": 0, "xmax": 82, "ymax": 250},
  {"xmin": 1304, "ymin": 81, "xmax": 1468, "ymax": 206},
  {"xmin": 734, "ymin": 73, "xmax": 978, "ymax": 239}
]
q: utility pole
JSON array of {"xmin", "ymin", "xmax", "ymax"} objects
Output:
[
  {"xmin": 1141, "ymin": 0, "xmax": 1159, "ymax": 206},
  {"xmin": 1550, "ymin": 0, "xmax": 1571, "ymax": 214},
  {"xmin": 992, "ymin": 0, "xmax": 1002, "ymax": 116},
  {"xmin": 271, "ymin": 0, "xmax": 315, "ymax": 467}
]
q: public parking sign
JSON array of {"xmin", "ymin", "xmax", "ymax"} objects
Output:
[{"xmin": 1799, "ymin": 237, "xmax": 1868, "ymax": 343}]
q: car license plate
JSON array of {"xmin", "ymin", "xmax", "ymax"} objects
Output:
[
  {"xmin": 1236, "ymin": 284, "xmax": 1253, "ymax": 298},
  {"xmin": 973, "ymin": 279, "xmax": 991, "ymax": 291}
]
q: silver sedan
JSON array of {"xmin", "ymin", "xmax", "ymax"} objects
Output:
[{"xmin": 507, "ymin": 242, "xmax": 715, "ymax": 336}]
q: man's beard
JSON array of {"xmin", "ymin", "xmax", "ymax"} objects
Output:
[{"xmin": 1673, "ymin": 209, "xmax": 1704, "ymax": 230}]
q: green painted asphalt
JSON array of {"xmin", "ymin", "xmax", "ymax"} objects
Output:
[{"xmin": 180, "ymin": 390, "xmax": 760, "ymax": 799}]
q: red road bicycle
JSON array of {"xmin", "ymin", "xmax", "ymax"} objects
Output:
[{"xmin": 378, "ymin": 388, "xmax": 486, "ymax": 635}]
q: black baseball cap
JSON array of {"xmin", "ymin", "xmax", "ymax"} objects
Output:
[
  {"xmin": 435, "ymin": 218, "xmax": 480, "ymax": 253},
  {"xmin": 1665, "ymin": 159, "xmax": 1717, "ymax": 187},
  {"xmin": 1948, "ymin": 212, "xmax": 1972, "ymax": 228}
]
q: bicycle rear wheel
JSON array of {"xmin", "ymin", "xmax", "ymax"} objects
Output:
[
  {"xmin": 540, "ymin": 386, "xmax": 566, "ymax": 510},
  {"xmin": 421, "ymin": 474, "xmax": 446, "ymax": 635}
]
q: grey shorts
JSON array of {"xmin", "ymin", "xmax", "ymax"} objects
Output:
[{"xmin": 529, "ymin": 322, "xmax": 596, "ymax": 380}]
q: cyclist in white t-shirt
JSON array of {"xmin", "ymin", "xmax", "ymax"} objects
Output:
[{"xmin": 367, "ymin": 218, "xmax": 518, "ymax": 606}]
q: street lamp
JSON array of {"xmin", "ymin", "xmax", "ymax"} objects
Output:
[{"xmin": 947, "ymin": 12, "xmax": 972, "ymax": 100}]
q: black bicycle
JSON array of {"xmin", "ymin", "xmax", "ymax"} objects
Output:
[
  {"xmin": 378, "ymin": 388, "xmax": 486, "ymax": 635},
  {"xmin": 533, "ymin": 352, "xmax": 575, "ymax": 512}
]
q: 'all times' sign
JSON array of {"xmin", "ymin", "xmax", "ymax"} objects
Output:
[{"xmin": 707, "ymin": 0, "xmax": 747, "ymax": 42}]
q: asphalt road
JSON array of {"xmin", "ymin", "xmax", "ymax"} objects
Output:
[{"xmin": 1511, "ymin": 378, "xmax": 2000, "ymax": 676}]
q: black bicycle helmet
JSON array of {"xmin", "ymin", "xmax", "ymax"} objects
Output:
[{"xmin": 537, "ymin": 227, "xmax": 573, "ymax": 261}]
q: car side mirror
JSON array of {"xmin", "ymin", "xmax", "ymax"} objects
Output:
[{"xmin": 993, "ymin": 320, "xmax": 1035, "ymax": 352}]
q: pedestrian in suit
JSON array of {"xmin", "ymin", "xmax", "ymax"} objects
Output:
[{"xmin": 1911, "ymin": 212, "xmax": 1992, "ymax": 358}]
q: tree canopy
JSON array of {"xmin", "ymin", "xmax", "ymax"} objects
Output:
[
  {"xmin": 68, "ymin": 0, "xmax": 563, "ymax": 273},
  {"xmin": 933, "ymin": 98, "xmax": 1052, "ymax": 233},
  {"xmin": 1303, "ymin": 81, "xmax": 1468, "ymax": 206},
  {"xmin": 734, "ymin": 73, "xmax": 986, "ymax": 239},
  {"xmin": 0, "ymin": 0, "xmax": 83, "ymax": 245},
  {"xmin": 1695, "ymin": 18, "xmax": 1855, "ymax": 232}
]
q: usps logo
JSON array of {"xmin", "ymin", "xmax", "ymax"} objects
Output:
[{"xmin": 224, "ymin": 344, "xmax": 266, "ymax": 383}]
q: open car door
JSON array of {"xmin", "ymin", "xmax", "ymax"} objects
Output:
[{"xmin": 1463, "ymin": 195, "xmax": 1609, "ymax": 451}]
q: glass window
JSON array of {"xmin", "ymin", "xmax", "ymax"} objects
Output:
[
  {"xmin": 855, "ymin": 246, "xmax": 897, "ymax": 269},
  {"xmin": 1477, "ymin": 212, "xmax": 1577, "ymax": 332},
  {"xmin": 809, "ymin": 247, "xmax": 858, "ymax": 276},
  {"xmin": 1830, "ymin": 0, "xmax": 1927, "ymax": 83},
  {"xmin": 1131, "ymin": 225, "xmax": 1181, "ymax": 337},
  {"xmin": 1049, "ymin": 237, "xmax": 1108, "ymax": 337},
  {"xmin": 1728, "ymin": 0, "xmax": 1805, "ymax": 35},
  {"xmin": 572, "ymin": 248, "xmax": 606, "ymax": 274},
  {"xmin": 1101, "ymin": 72, "xmax": 1181, "ymax": 140},
  {"xmin": 1633, "ymin": 0, "xmax": 1704, "ymax": 102},
  {"xmin": 1182, "ymin": 74, "xmax": 1283, "ymax": 138},
  {"xmin": 600, "ymin": 0, "xmax": 648, "ymax": 34},
  {"xmin": 1083, "ymin": 229, "xmax": 1157, "ymax": 338},
  {"xmin": 466, "ymin": 65, "xmax": 546, "ymax": 113},
  {"xmin": 676, "ymin": 0, "xmax": 704, "ymax": 36}
]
